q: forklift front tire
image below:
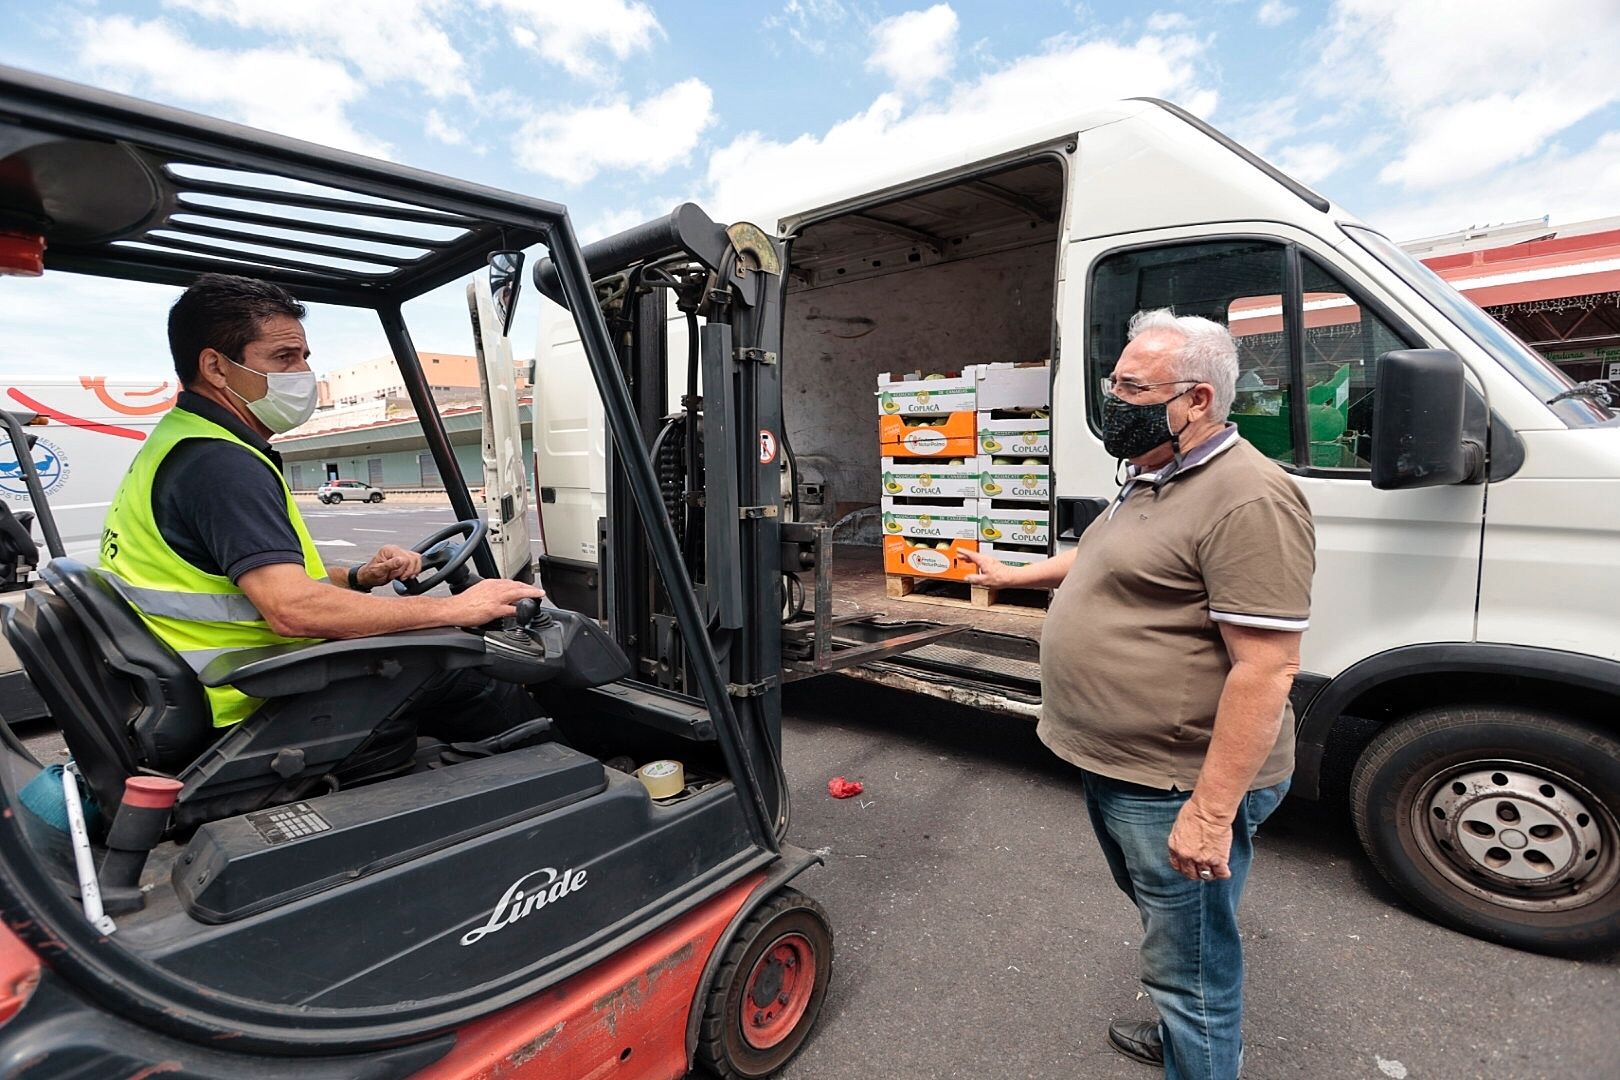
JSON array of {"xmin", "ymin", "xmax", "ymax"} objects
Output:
[{"xmin": 696, "ymin": 887, "xmax": 832, "ymax": 1079}]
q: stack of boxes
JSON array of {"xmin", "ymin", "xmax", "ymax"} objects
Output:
[
  {"xmin": 973, "ymin": 363, "xmax": 1052, "ymax": 573},
  {"xmin": 877, "ymin": 362, "xmax": 1051, "ymax": 589}
]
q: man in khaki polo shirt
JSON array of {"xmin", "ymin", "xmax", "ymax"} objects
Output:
[{"xmin": 963, "ymin": 309, "xmax": 1314, "ymax": 1080}]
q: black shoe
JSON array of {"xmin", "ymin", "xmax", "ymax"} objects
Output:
[{"xmin": 1107, "ymin": 1019, "xmax": 1164, "ymax": 1068}]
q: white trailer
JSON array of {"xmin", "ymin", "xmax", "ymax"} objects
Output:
[{"xmin": 527, "ymin": 98, "xmax": 1620, "ymax": 953}]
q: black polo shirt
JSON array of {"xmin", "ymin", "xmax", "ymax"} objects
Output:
[{"xmin": 151, "ymin": 391, "xmax": 305, "ymax": 582}]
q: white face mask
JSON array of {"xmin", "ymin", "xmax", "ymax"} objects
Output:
[{"xmin": 223, "ymin": 355, "xmax": 318, "ymax": 433}]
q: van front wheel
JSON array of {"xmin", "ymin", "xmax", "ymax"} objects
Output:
[{"xmin": 1351, "ymin": 706, "xmax": 1620, "ymax": 953}]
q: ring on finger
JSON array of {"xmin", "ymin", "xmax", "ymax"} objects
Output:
[{"xmin": 1197, "ymin": 867, "xmax": 1214, "ymax": 880}]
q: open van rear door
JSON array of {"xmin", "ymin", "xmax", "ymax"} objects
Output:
[{"xmin": 470, "ymin": 270, "xmax": 534, "ymax": 582}]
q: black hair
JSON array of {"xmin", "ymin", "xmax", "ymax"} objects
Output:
[{"xmin": 167, "ymin": 273, "xmax": 306, "ymax": 384}]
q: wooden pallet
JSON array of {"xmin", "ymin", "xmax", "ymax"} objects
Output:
[{"xmin": 884, "ymin": 574, "xmax": 1049, "ymax": 617}]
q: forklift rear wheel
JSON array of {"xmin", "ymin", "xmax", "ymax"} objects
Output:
[{"xmin": 696, "ymin": 888, "xmax": 832, "ymax": 1079}]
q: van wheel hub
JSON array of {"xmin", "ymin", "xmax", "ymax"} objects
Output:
[{"xmin": 1418, "ymin": 762, "xmax": 1615, "ymax": 906}]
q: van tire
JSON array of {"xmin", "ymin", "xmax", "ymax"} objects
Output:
[
  {"xmin": 368, "ymin": 492, "xmax": 383, "ymax": 503},
  {"xmin": 329, "ymin": 493, "xmax": 342, "ymax": 504},
  {"xmin": 695, "ymin": 888, "xmax": 832, "ymax": 1079},
  {"xmin": 1351, "ymin": 705, "xmax": 1620, "ymax": 953}
]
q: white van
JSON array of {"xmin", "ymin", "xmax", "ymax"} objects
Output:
[
  {"xmin": 0, "ymin": 376, "xmax": 178, "ymax": 560},
  {"xmin": 529, "ymin": 98, "xmax": 1620, "ymax": 953}
]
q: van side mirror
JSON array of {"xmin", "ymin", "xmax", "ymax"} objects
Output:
[
  {"xmin": 488, "ymin": 250, "xmax": 525, "ymax": 336},
  {"xmin": 1370, "ymin": 349, "xmax": 1485, "ymax": 489}
]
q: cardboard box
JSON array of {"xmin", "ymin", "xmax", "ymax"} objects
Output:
[
  {"xmin": 971, "ymin": 362, "xmax": 1050, "ymax": 411},
  {"xmin": 876, "ymin": 371, "xmax": 976, "ymax": 416},
  {"xmin": 881, "ymin": 457, "xmax": 979, "ymax": 499},
  {"xmin": 977, "ymin": 456, "xmax": 1052, "ymax": 502},
  {"xmin": 880, "ymin": 497, "xmax": 982, "ymax": 541},
  {"xmin": 979, "ymin": 542, "xmax": 1050, "ymax": 568},
  {"xmin": 883, "ymin": 535, "xmax": 980, "ymax": 581},
  {"xmin": 979, "ymin": 505, "xmax": 1050, "ymax": 546},
  {"xmin": 976, "ymin": 413, "xmax": 1051, "ymax": 458},
  {"xmin": 878, "ymin": 411, "xmax": 978, "ymax": 459}
]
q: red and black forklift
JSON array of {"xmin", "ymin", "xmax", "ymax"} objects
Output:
[{"xmin": 0, "ymin": 65, "xmax": 883, "ymax": 1078}]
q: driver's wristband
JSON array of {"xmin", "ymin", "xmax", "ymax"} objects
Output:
[{"xmin": 346, "ymin": 565, "xmax": 373, "ymax": 592}]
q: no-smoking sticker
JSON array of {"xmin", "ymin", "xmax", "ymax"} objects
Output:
[{"xmin": 759, "ymin": 429, "xmax": 779, "ymax": 465}]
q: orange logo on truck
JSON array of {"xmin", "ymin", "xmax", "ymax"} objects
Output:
[{"xmin": 79, "ymin": 376, "xmax": 178, "ymax": 415}]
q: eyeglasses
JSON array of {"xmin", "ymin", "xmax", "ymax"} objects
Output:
[{"xmin": 1099, "ymin": 376, "xmax": 1200, "ymax": 402}]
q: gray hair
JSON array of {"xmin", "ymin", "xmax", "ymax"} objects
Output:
[{"xmin": 1127, "ymin": 309, "xmax": 1239, "ymax": 422}]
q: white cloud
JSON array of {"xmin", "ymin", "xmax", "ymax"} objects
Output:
[
  {"xmin": 77, "ymin": 16, "xmax": 387, "ymax": 157},
  {"xmin": 1271, "ymin": 141, "xmax": 1345, "ymax": 184},
  {"xmin": 0, "ymin": 275, "xmax": 179, "ymax": 381},
  {"xmin": 1322, "ymin": 0, "xmax": 1620, "ymax": 190},
  {"xmin": 1368, "ymin": 132, "xmax": 1620, "ymax": 240},
  {"xmin": 164, "ymin": 0, "xmax": 467, "ymax": 97},
  {"xmin": 514, "ymin": 80, "xmax": 716, "ymax": 185},
  {"xmin": 707, "ymin": 32, "xmax": 1216, "ymax": 222},
  {"xmin": 425, "ymin": 109, "xmax": 467, "ymax": 147},
  {"xmin": 1256, "ymin": 1, "xmax": 1297, "ymax": 27},
  {"xmin": 764, "ymin": 0, "xmax": 851, "ymax": 56},
  {"xmin": 1146, "ymin": 12, "xmax": 1193, "ymax": 32},
  {"xmin": 483, "ymin": 0, "xmax": 661, "ymax": 80},
  {"xmin": 867, "ymin": 5, "xmax": 959, "ymax": 95}
]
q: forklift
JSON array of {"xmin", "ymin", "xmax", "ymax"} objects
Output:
[{"xmin": 0, "ymin": 65, "xmax": 867, "ymax": 1079}]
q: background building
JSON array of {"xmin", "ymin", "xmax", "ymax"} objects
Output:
[
  {"xmin": 1410, "ymin": 217, "xmax": 1620, "ymax": 387},
  {"xmin": 319, "ymin": 352, "xmax": 486, "ymax": 409},
  {"xmin": 276, "ymin": 396, "xmax": 536, "ymax": 493},
  {"xmin": 277, "ymin": 352, "xmax": 534, "ymax": 493}
]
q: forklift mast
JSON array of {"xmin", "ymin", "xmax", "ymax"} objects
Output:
[
  {"xmin": 533, "ymin": 206, "xmax": 963, "ymax": 715},
  {"xmin": 535, "ymin": 205, "xmax": 789, "ymax": 829}
]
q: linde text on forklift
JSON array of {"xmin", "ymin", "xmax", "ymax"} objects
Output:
[{"xmin": 460, "ymin": 866, "xmax": 590, "ymax": 946}]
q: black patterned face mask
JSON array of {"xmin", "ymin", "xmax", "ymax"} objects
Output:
[{"xmin": 1101, "ymin": 386, "xmax": 1194, "ymax": 461}]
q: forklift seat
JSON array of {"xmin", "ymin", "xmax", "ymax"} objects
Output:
[
  {"xmin": 3, "ymin": 559, "xmax": 491, "ymax": 826},
  {"xmin": 0, "ymin": 502, "xmax": 38, "ymax": 591}
]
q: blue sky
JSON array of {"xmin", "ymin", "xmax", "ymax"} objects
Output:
[{"xmin": 4, "ymin": 0, "xmax": 1619, "ymax": 379}]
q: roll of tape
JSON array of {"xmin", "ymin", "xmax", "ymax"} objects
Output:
[{"xmin": 637, "ymin": 759, "xmax": 686, "ymax": 799}]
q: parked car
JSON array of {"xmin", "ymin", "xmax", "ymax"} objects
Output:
[{"xmin": 317, "ymin": 479, "xmax": 383, "ymax": 504}]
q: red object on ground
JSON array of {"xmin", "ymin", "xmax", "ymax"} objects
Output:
[{"xmin": 827, "ymin": 777, "xmax": 863, "ymax": 799}]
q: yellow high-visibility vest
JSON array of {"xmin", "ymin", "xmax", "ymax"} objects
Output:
[{"xmin": 100, "ymin": 406, "xmax": 326, "ymax": 727}]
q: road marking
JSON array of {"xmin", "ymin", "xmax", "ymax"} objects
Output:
[
  {"xmin": 353, "ymin": 528, "xmax": 394, "ymax": 533},
  {"xmin": 313, "ymin": 539, "xmax": 357, "ymax": 547}
]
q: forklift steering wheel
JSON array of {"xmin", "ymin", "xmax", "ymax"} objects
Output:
[{"xmin": 393, "ymin": 518, "xmax": 487, "ymax": 596}]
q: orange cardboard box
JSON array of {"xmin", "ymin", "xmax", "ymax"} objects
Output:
[
  {"xmin": 878, "ymin": 411, "xmax": 978, "ymax": 459},
  {"xmin": 882, "ymin": 535, "xmax": 980, "ymax": 581}
]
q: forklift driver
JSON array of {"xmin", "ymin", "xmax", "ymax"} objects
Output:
[{"xmin": 99, "ymin": 273, "xmax": 545, "ymax": 758}]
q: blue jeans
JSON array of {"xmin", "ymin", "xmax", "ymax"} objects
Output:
[{"xmin": 1082, "ymin": 771, "xmax": 1290, "ymax": 1080}]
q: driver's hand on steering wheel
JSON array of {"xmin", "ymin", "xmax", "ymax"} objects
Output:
[
  {"xmin": 356, "ymin": 544, "xmax": 425, "ymax": 588},
  {"xmin": 447, "ymin": 578, "xmax": 546, "ymax": 626}
]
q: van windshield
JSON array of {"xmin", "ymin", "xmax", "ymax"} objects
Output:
[{"xmin": 1344, "ymin": 225, "xmax": 1617, "ymax": 427}]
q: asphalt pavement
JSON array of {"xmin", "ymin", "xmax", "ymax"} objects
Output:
[
  {"xmin": 28, "ymin": 499, "xmax": 1600, "ymax": 1079},
  {"xmin": 304, "ymin": 501, "xmax": 1620, "ymax": 1080}
]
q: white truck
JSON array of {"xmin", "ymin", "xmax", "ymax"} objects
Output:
[
  {"xmin": 0, "ymin": 376, "xmax": 178, "ymax": 560},
  {"xmin": 525, "ymin": 98, "xmax": 1620, "ymax": 953}
]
